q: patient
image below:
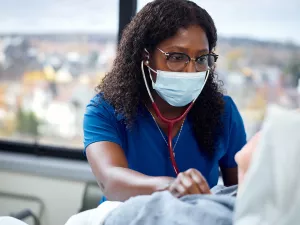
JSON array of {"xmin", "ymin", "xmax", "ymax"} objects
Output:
[{"xmin": 66, "ymin": 106, "xmax": 300, "ymax": 225}]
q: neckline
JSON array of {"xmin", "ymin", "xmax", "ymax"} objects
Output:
[{"xmin": 144, "ymin": 104, "xmax": 186, "ymax": 142}]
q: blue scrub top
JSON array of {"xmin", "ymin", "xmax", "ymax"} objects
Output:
[{"xmin": 83, "ymin": 94, "xmax": 246, "ymax": 193}]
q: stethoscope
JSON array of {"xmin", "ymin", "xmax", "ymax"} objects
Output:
[{"xmin": 141, "ymin": 60, "xmax": 209, "ymax": 175}]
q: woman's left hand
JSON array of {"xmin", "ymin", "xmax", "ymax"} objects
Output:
[{"xmin": 166, "ymin": 168, "xmax": 211, "ymax": 198}]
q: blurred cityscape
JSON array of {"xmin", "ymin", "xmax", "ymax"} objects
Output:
[
  {"xmin": 0, "ymin": 34, "xmax": 116, "ymax": 148},
  {"xmin": 0, "ymin": 33, "xmax": 300, "ymax": 148}
]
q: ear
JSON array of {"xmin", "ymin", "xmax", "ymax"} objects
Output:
[{"xmin": 142, "ymin": 49, "xmax": 150, "ymax": 66}]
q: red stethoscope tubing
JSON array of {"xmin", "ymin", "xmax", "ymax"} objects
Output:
[
  {"xmin": 152, "ymin": 102, "xmax": 194, "ymax": 175},
  {"xmin": 141, "ymin": 60, "xmax": 209, "ymax": 175}
]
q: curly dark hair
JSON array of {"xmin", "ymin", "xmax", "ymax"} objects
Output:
[{"xmin": 97, "ymin": 0, "xmax": 225, "ymax": 157}]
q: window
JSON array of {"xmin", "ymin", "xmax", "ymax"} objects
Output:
[
  {"xmin": 1, "ymin": 0, "xmax": 299, "ymax": 153},
  {"xmin": 138, "ymin": 0, "xmax": 300, "ymax": 138},
  {"xmin": 0, "ymin": 0, "xmax": 119, "ymax": 149}
]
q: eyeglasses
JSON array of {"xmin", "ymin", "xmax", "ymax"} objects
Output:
[{"xmin": 157, "ymin": 48, "xmax": 218, "ymax": 72}]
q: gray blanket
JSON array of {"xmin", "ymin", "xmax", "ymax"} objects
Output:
[{"xmin": 104, "ymin": 185, "xmax": 237, "ymax": 225}]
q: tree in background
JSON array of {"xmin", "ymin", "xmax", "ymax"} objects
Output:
[
  {"xmin": 285, "ymin": 56, "xmax": 300, "ymax": 87},
  {"xmin": 16, "ymin": 108, "xmax": 39, "ymax": 137}
]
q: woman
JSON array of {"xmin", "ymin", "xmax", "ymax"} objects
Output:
[{"xmin": 84, "ymin": 0, "xmax": 246, "ymax": 201}]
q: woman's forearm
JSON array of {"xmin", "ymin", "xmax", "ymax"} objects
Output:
[{"xmin": 100, "ymin": 167, "xmax": 174, "ymax": 201}]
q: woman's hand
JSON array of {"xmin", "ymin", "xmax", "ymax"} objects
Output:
[{"xmin": 167, "ymin": 169, "xmax": 211, "ymax": 198}]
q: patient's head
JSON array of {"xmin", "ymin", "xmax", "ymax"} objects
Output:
[
  {"xmin": 235, "ymin": 132, "xmax": 261, "ymax": 185},
  {"xmin": 235, "ymin": 109, "xmax": 300, "ymax": 185}
]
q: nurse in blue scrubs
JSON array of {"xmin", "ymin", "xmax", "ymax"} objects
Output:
[{"xmin": 83, "ymin": 0, "xmax": 246, "ymax": 202}]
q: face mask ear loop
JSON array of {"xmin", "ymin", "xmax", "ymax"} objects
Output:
[
  {"xmin": 144, "ymin": 48, "xmax": 157, "ymax": 86},
  {"xmin": 192, "ymin": 69, "xmax": 210, "ymax": 104},
  {"xmin": 141, "ymin": 60, "xmax": 155, "ymax": 103},
  {"xmin": 148, "ymin": 67, "xmax": 157, "ymax": 87}
]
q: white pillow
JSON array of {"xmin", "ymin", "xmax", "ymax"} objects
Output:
[
  {"xmin": 65, "ymin": 201, "xmax": 122, "ymax": 225},
  {"xmin": 0, "ymin": 217, "xmax": 28, "ymax": 225}
]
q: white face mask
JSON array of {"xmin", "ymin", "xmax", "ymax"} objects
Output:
[{"xmin": 147, "ymin": 66, "xmax": 209, "ymax": 107}]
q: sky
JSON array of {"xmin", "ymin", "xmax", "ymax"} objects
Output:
[{"xmin": 0, "ymin": 0, "xmax": 299, "ymax": 44}]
